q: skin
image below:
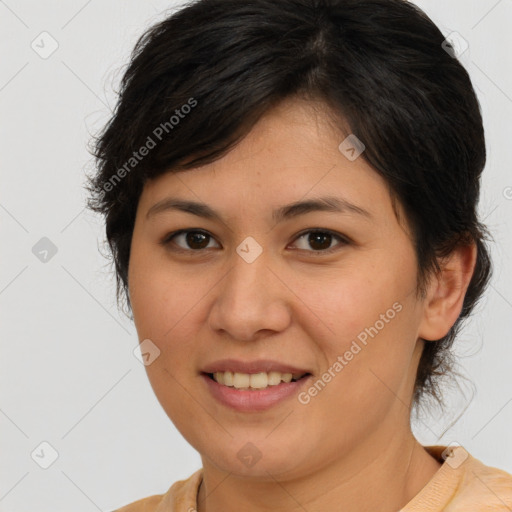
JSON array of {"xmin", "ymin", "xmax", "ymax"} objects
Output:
[{"xmin": 127, "ymin": 96, "xmax": 477, "ymax": 512}]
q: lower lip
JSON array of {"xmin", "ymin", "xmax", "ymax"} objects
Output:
[{"xmin": 201, "ymin": 373, "xmax": 312, "ymax": 412}]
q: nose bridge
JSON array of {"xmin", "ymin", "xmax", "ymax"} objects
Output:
[
  {"xmin": 208, "ymin": 241, "xmax": 291, "ymax": 340},
  {"xmin": 227, "ymin": 234, "xmax": 270, "ymax": 299}
]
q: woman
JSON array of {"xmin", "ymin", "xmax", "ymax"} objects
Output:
[{"xmin": 86, "ymin": 0, "xmax": 512, "ymax": 510}]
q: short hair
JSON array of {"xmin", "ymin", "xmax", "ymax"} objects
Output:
[{"xmin": 86, "ymin": 0, "xmax": 492, "ymax": 411}]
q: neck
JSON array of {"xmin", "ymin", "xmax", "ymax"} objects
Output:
[{"xmin": 196, "ymin": 429, "xmax": 442, "ymax": 512}]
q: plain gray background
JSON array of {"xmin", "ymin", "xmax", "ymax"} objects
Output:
[{"xmin": 1, "ymin": 1, "xmax": 511, "ymax": 510}]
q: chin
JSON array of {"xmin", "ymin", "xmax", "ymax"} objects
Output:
[{"xmin": 200, "ymin": 435, "xmax": 312, "ymax": 480}]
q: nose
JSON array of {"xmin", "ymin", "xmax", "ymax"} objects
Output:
[{"xmin": 207, "ymin": 247, "xmax": 292, "ymax": 342}]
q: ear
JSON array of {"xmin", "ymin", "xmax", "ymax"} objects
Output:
[{"xmin": 417, "ymin": 243, "xmax": 477, "ymax": 341}]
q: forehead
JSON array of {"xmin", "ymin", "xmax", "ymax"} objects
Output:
[{"xmin": 138, "ymin": 97, "xmax": 403, "ymax": 229}]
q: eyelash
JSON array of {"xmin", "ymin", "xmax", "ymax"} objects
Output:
[{"xmin": 160, "ymin": 228, "xmax": 350, "ymax": 256}]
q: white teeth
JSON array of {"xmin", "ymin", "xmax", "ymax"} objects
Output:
[
  {"xmin": 267, "ymin": 371, "xmax": 282, "ymax": 386},
  {"xmin": 223, "ymin": 371, "xmax": 234, "ymax": 386},
  {"xmin": 282, "ymin": 373, "xmax": 293, "ymax": 383},
  {"xmin": 211, "ymin": 371, "xmax": 305, "ymax": 389},
  {"xmin": 233, "ymin": 372, "xmax": 250, "ymax": 389}
]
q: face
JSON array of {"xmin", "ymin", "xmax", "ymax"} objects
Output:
[{"xmin": 128, "ymin": 97, "xmax": 429, "ymax": 480}]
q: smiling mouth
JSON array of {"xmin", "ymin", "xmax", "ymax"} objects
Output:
[{"xmin": 204, "ymin": 371, "xmax": 311, "ymax": 390}]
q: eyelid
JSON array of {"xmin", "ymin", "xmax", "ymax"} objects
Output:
[
  {"xmin": 160, "ymin": 229, "xmax": 220, "ymax": 252},
  {"xmin": 290, "ymin": 228, "xmax": 350, "ymax": 254},
  {"xmin": 160, "ymin": 228, "xmax": 350, "ymax": 254}
]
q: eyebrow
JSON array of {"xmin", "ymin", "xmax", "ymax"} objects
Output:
[{"xmin": 146, "ymin": 196, "xmax": 373, "ymax": 223}]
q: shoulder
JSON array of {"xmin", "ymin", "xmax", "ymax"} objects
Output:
[
  {"xmin": 454, "ymin": 451, "xmax": 512, "ymax": 510},
  {"xmin": 112, "ymin": 494, "xmax": 163, "ymax": 512},
  {"xmin": 110, "ymin": 469, "xmax": 203, "ymax": 512},
  {"xmin": 403, "ymin": 446, "xmax": 512, "ymax": 511}
]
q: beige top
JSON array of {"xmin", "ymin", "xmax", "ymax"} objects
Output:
[{"xmin": 113, "ymin": 445, "xmax": 512, "ymax": 511}]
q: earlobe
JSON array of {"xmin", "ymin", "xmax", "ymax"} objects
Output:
[{"xmin": 418, "ymin": 242, "xmax": 477, "ymax": 341}]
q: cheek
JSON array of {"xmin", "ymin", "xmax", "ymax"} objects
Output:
[
  {"xmin": 129, "ymin": 243, "xmax": 198, "ymax": 340},
  {"xmin": 296, "ymin": 254, "xmax": 419, "ymax": 399},
  {"xmin": 128, "ymin": 247, "xmax": 205, "ymax": 428},
  {"xmin": 292, "ymin": 258, "xmax": 413, "ymax": 348},
  {"xmin": 300, "ymin": 304, "xmax": 418, "ymax": 447}
]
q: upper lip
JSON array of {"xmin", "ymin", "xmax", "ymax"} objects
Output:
[{"xmin": 201, "ymin": 359, "xmax": 311, "ymax": 375}]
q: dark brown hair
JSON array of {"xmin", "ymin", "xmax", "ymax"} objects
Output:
[{"xmin": 86, "ymin": 0, "xmax": 493, "ymax": 411}]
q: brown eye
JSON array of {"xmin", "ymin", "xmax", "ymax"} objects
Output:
[
  {"xmin": 307, "ymin": 232, "xmax": 333, "ymax": 251},
  {"xmin": 184, "ymin": 231, "xmax": 210, "ymax": 249},
  {"xmin": 290, "ymin": 229, "xmax": 348, "ymax": 254},
  {"xmin": 162, "ymin": 230, "xmax": 220, "ymax": 251}
]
